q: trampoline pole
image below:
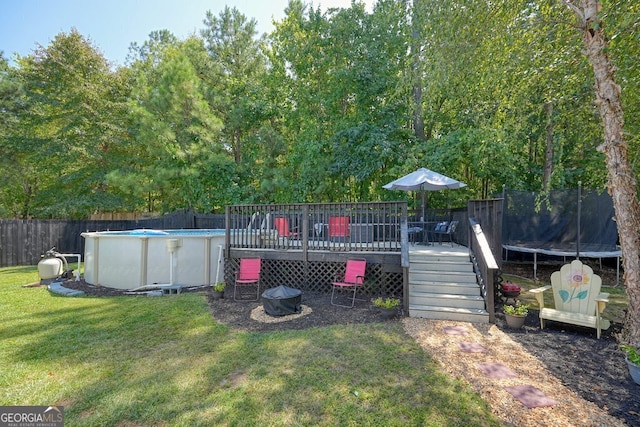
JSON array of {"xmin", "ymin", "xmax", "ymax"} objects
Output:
[{"xmin": 577, "ymin": 182, "xmax": 581, "ymax": 259}]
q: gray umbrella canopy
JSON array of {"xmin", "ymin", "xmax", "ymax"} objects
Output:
[
  {"xmin": 383, "ymin": 168, "xmax": 467, "ymax": 218},
  {"xmin": 383, "ymin": 168, "xmax": 467, "ymax": 191}
]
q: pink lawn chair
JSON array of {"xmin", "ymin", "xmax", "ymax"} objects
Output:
[
  {"xmin": 329, "ymin": 216, "xmax": 350, "ymax": 243},
  {"xmin": 274, "ymin": 217, "xmax": 300, "ymax": 239},
  {"xmin": 331, "ymin": 258, "xmax": 366, "ymax": 308},
  {"xmin": 234, "ymin": 258, "xmax": 261, "ymax": 301}
]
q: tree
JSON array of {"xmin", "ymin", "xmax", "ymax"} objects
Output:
[
  {"xmin": 562, "ymin": 0, "xmax": 640, "ymax": 343},
  {"xmin": 111, "ymin": 42, "xmax": 226, "ymax": 213},
  {"xmin": 201, "ymin": 6, "xmax": 266, "ymax": 166},
  {"xmin": 4, "ymin": 30, "xmax": 125, "ymax": 218},
  {"xmin": 410, "ymin": 0, "xmax": 425, "ymax": 141},
  {"xmin": 269, "ymin": 0, "xmax": 411, "ymax": 203},
  {"xmin": 0, "ymin": 53, "xmax": 27, "ymax": 217}
]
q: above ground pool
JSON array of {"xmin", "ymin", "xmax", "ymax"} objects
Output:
[{"xmin": 81, "ymin": 229, "xmax": 225, "ymax": 290}]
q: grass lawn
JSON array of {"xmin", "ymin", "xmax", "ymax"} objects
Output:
[{"xmin": 0, "ymin": 266, "xmax": 502, "ymax": 426}]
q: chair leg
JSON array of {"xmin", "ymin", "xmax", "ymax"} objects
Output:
[
  {"xmin": 234, "ymin": 283, "xmax": 260, "ymax": 301},
  {"xmin": 350, "ymin": 286, "xmax": 357, "ymax": 307},
  {"xmin": 331, "ymin": 285, "xmax": 356, "ymax": 308}
]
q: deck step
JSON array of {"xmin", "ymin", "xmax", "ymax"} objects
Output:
[
  {"xmin": 407, "ymin": 245, "xmax": 488, "ymax": 322},
  {"xmin": 409, "ymin": 253, "xmax": 469, "ymax": 263},
  {"xmin": 409, "ymin": 260, "xmax": 474, "ymax": 273},
  {"xmin": 409, "ymin": 282, "xmax": 480, "ymax": 296},
  {"xmin": 409, "ymin": 292, "xmax": 485, "ymax": 310},
  {"xmin": 409, "ymin": 270, "xmax": 477, "ymax": 284},
  {"xmin": 409, "ymin": 305, "xmax": 489, "ymax": 323}
]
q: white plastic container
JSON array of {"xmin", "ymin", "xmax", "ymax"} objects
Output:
[{"xmin": 38, "ymin": 257, "xmax": 64, "ymax": 280}]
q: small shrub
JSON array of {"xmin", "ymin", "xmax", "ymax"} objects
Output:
[
  {"xmin": 621, "ymin": 343, "xmax": 640, "ymax": 365},
  {"xmin": 372, "ymin": 297, "xmax": 400, "ymax": 309},
  {"xmin": 503, "ymin": 302, "xmax": 529, "ymax": 316}
]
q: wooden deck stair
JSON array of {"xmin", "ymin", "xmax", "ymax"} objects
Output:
[{"xmin": 408, "ymin": 245, "xmax": 489, "ymax": 323}]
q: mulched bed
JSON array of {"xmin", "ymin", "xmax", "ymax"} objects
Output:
[
  {"xmin": 206, "ymin": 291, "xmax": 388, "ymax": 332},
  {"xmin": 61, "ymin": 264, "xmax": 640, "ymax": 426},
  {"xmin": 500, "ymin": 262, "xmax": 639, "ymax": 427}
]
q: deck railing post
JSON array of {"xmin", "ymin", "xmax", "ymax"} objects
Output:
[
  {"xmin": 302, "ymin": 204, "xmax": 309, "ymax": 261},
  {"xmin": 225, "ymin": 206, "xmax": 231, "ymax": 258},
  {"xmin": 401, "ymin": 204, "xmax": 409, "ymax": 311}
]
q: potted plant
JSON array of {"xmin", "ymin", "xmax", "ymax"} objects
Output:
[
  {"xmin": 503, "ymin": 302, "xmax": 529, "ymax": 329},
  {"xmin": 372, "ymin": 297, "xmax": 400, "ymax": 319},
  {"xmin": 620, "ymin": 343, "xmax": 640, "ymax": 385},
  {"xmin": 211, "ymin": 282, "xmax": 226, "ymax": 299}
]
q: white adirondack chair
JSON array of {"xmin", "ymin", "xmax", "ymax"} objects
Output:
[{"xmin": 530, "ymin": 259, "xmax": 610, "ymax": 339}]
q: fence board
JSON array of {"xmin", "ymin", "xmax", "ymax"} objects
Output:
[{"xmin": 0, "ymin": 212, "xmax": 225, "ymax": 267}]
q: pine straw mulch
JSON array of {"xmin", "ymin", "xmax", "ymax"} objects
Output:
[{"xmin": 403, "ymin": 318, "xmax": 628, "ymax": 427}]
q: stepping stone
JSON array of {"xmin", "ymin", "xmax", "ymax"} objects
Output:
[
  {"xmin": 457, "ymin": 342, "xmax": 487, "ymax": 353},
  {"xmin": 478, "ymin": 362, "xmax": 518, "ymax": 379},
  {"xmin": 504, "ymin": 385, "xmax": 558, "ymax": 408},
  {"xmin": 443, "ymin": 326, "xmax": 469, "ymax": 335}
]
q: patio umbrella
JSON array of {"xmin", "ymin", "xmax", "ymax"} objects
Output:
[{"xmin": 383, "ymin": 168, "xmax": 467, "ymax": 219}]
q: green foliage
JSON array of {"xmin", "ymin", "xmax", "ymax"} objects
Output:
[
  {"xmin": 112, "ymin": 43, "xmax": 225, "ymax": 212},
  {"xmin": 503, "ymin": 302, "xmax": 530, "ymax": 316},
  {"xmin": 372, "ymin": 296, "xmax": 400, "ymax": 309},
  {"xmin": 621, "ymin": 343, "xmax": 640, "ymax": 366},
  {"xmin": 2, "ymin": 30, "xmax": 129, "ymax": 218},
  {"xmin": 1, "ymin": 2, "xmax": 640, "ymax": 217}
]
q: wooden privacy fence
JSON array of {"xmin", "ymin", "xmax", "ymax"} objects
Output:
[{"xmin": 0, "ymin": 211, "xmax": 226, "ymax": 267}]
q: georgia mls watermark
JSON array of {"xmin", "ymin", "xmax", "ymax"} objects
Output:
[{"xmin": 0, "ymin": 406, "xmax": 64, "ymax": 427}]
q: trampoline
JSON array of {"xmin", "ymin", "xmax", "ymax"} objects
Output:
[{"xmin": 502, "ymin": 186, "xmax": 620, "ymax": 285}]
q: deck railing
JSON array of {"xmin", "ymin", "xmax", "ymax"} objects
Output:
[
  {"xmin": 225, "ymin": 202, "xmax": 407, "ymax": 255},
  {"xmin": 467, "ymin": 198, "xmax": 504, "ymax": 322}
]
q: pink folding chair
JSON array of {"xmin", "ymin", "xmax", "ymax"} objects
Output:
[
  {"xmin": 274, "ymin": 217, "xmax": 300, "ymax": 239},
  {"xmin": 329, "ymin": 216, "xmax": 350, "ymax": 242},
  {"xmin": 331, "ymin": 258, "xmax": 366, "ymax": 307},
  {"xmin": 234, "ymin": 258, "xmax": 261, "ymax": 301}
]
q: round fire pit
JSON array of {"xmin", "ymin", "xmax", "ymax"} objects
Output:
[{"xmin": 261, "ymin": 285, "xmax": 302, "ymax": 316}]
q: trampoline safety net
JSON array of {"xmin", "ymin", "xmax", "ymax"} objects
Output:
[{"xmin": 503, "ymin": 188, "xmax": 620, "ymax": 258}]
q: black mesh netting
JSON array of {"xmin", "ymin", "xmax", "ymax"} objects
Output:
[{"xmin": 503, "ymin": 188, "xmax": 619, "ymax": 256}]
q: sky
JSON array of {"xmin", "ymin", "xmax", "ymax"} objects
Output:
[{"xmin": 0, "ymin": 0, "xmax": 376, "ymax": 67}]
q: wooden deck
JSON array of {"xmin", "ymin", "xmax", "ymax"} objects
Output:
[
  {"xmin": 224, "ymin": 200, "xmax": 502, "ymax": 322},
  {"xmin": 227, "ymin": 245, "xmax": 403, "ymax": 296}
]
